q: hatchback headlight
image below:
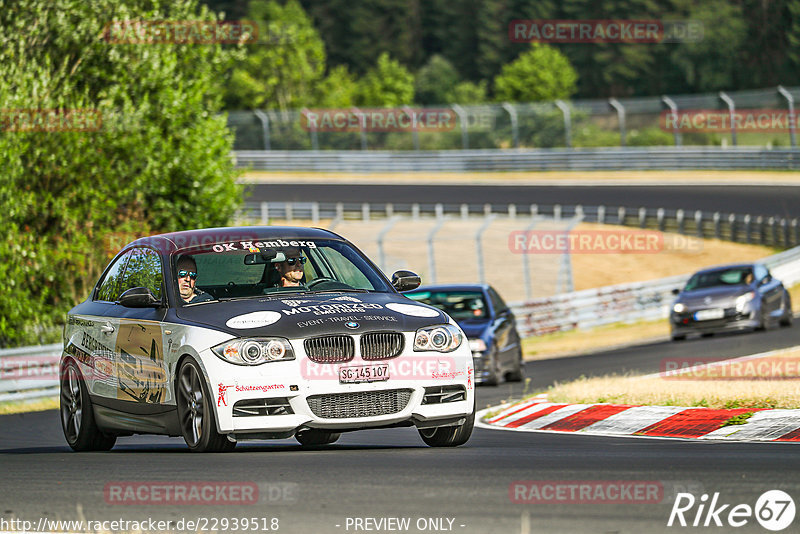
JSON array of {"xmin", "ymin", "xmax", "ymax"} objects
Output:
[
  {"xmin": 673, "ymin": 303, "xmax": 687, "ymax": 313},
  {"xmin": 735, "ymin": 291, "xmax": 756, "ymax": 312},
  {"xmin": 414, "ymin": 324, "xmax": 463, "ymax": 353},
  {"xmin": 212, "ymin": 338, "xmax": 294, "ymax": 365}
]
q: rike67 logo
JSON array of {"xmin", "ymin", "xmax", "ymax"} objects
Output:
[{"xmin": 668, "ymin": 490, "xmax": 795, "ymax": 531}]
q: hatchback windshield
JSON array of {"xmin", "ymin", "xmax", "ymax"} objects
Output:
[
  {"xmin": 174, "ymin": 239, "xmax": 392, "ymax": 303},
  {"xmin": 684, "ymin": 267, "xmax": 753, "ymax": 291},
  {"xmin": 405, "ymin": 290, "xmax": 488, "ymax": 320}
]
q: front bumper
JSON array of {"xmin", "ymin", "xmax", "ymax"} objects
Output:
[
  {"xmin": 670, "ymin": 307, "xmax": 758, "ymax": 336},
  {"xmin": 200, "ymin": 336, "xmax": 474, "ymax": 438}
]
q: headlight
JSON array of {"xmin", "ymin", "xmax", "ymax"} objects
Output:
[
  {"xmin": 414, "ymin": 324, "xmax": 463, "ymax": 353},
  {"xmin": 469, "ymin": 339, "xmax": 487, "ymax": 352},
  {"xmin": 673, "ymin": 303, "xmax": 687, "ymax": 313},
  {"xmin": 735, "ymin": 291, "xmax": 756, "ymax": 312},
  {"xmin": 211, "ymin": 338, "xmax": 294, "ymax": 365}
]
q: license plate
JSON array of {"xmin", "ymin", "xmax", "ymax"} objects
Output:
[
  {"xmin": 339, "ymin": 364, "xmax": 389, "ymax": 384},
  {"xmin": 694, "ymin": 308, "xmax": 724, "ymax": 321}
]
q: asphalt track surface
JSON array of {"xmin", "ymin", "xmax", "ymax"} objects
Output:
[
  {"xmin": 244, "ymin": 184, "xmax": 800, "ymax": 219},
  {"xmin": 3, "ymin": 324, "xmax": 800, "ymax": 533}
]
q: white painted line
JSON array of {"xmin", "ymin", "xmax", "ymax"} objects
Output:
[
  {"xmin": 580, "ymin": 405, "xmax": 685, "ymax": 435},
  {"xmin": 701, "ymin": 410, "xmax": 800, "ymax": 441}
]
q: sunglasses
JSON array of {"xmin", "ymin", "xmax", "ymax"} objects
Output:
[
  {"xmin": 285, "ymin": 257, "xmax": 307, "ymax": 266},
  {"xmin": 177, "ymin": 270, "xmax": 197, "ymax": 280}
]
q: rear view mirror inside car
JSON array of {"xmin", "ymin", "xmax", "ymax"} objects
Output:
[{"xmin": 244, "ymin": 250, "xmax": 286, "ymax": 265}]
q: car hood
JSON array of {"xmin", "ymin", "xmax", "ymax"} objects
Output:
[
  {"xmin": 678, "ymin": 285, "xmax": 751, "ymax": 307},
  {"xmin": 455, "ymin": 319, "xmax": 491, "ymax": 339},
  {"xmin": 175, "ymin": 292, "xmax": 450, "ymax": 338}
]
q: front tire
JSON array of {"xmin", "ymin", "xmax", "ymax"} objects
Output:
[
  {"xmin": 60, "ymin": 360, "xmax": 116, "ymax": 451},
  {"xmin": 176, "ymin": 359, "xmax": 235, "ymax": 453},
  {"xmin": 418, "ymin": 396, "xmax": 475, "ymax": 447}
]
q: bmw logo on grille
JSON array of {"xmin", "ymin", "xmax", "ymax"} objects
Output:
[{"xmin": 345, "ymin": 321, "xmax": 359, "ymax": 330}]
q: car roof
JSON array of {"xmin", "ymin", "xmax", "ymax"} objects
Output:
[
  {"xmin": 126, "ymin": 226, "xmax": 344, "ymax": 254},
  {"xmin": 693, "ymin": 262, "xmax": 760, "ymax": 275}
]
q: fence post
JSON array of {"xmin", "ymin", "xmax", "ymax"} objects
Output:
[
  {"xmin": 351, "ymin": 107, "xmax": 367, "ymax": 150},
  {"xmin": 260, "ymin": 202, "xmax": 269, "ymax": 224},
  {"xmin": 508, "ymin": 204, "xmax": 517, "ymax": 219},
  {"xmin": 719, "ymin": 92, "xmax": 737, "ymax": 146},
  {"xmin": 311, "ymin": 202, "xmax": 319, "ymax": 224},
  {"xmin": 638, "ymin": 207, "xmax": 647, "ymax": 228},
  {"xmin": 778, "ymin": 86, "xmax": 797, "ymax": 148},
  {"xmin": 302, "ymin": 108, "xmax": 319, "ymax": 150},
  {"xmin": 609, "ymin": 98, "xmax": 626, "ymax": 147},
  {"xmin": 484, "ymin": 203, "xmax": 492, "ymax": 217},
  {"xmin": 403, "ymin": 105, "xmax": 420, "ymax": 151},
  {"xmin": 744, "ymin": 214, "xmax": 751, "ymax": 243},
  {"xmin": 475, "ymin": 216, "xmax": 496, "ymax": 284},
  {"xmin": 522, "ymin": 216, "xmax": 538, "ymax": 300},
  {"xmin": 598, "ymin": 205, "xmax": 605, "ymax": 224},
  {"xmin": 435, "ymin": 203, "xmax": 444, "ymax": 220},
  {"xmin": 782, "ymin": 218, "xmax": 789, "ymax": 248},
  {"xmin": 501, "ymin": 103, "xmax": 519, "ymax": 148},
  {"xmin": 756, "ymin": 215, "xmax": 765, "ymax": 244},
  {"xmin": 555, "ymin": 100, "xmax": 572, "ymax": 148},
  {"xmin": 695, "ymin": 210, "xmax": 703, "ymax": 238},
  {"xmin": 451, "ymin": 104, "xmax": 469, "ymax": 149},
  {"xmin": 427, "ymin": 217, "xmax": 447, "ymax": 283},
  {"xmin": 412, "ymin": 203, "xmax": 420, "ymax": 221},
  {"xmin": 769, "ymin": 216, "xmax": 776, "ymax": 246},
  {"xmin": 553, "ymin": 204, "xmax": 562, "ymax": 221},
  {"xmin": 661, "ymin": 96, "xmax": 682, "ymax": 146},
  {"xmin": 713, "ymin": 212, "xmax": 721, "ymax": 239},
  {"xmin": 386, "ymin": 203, "xmax": 394, "ymax": 218},
  {"xmin": 285, "ymin": 202, "xmax": 293, "ymax": 223},
  {"xmin": 618, "ymin": 206, "xmax": 626, "ymax": 225},
  {"xmin": 676, "ymin": 209, "xmax": 685, "ymax": 234},
  {"xmin": 729, "ymin": 213, "xmax": 737, "ymax": 242},
  {"xmin": 376, "ymin": 217, "xmax": 400, "ymax": 272},
  {"xmin": 336, "ymin": 202, "xmax": 344, "ymax": 221},
  {"xmin": 253, "ymin": 110, "xmax": 271, "ymax": 150},
  {"xmin": 657, "ymin": 208, "xmax": 665, "ymax": 231},
  {"xmin": 361, "ymin": 203, "xmax": 370, "ymax": 222},
  {"xmin": 575, "ymin": 205, "xmax": 584, "ymax": 221},
  {"xmin": 530, "ymin": 204, "xmax": 538, "ymax": 217},
  {"xmin": 460, "ymin": 204, "xmax": 469, "ymax": 220}
]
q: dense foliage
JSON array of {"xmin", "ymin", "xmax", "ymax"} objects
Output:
[
  {"xmin": 0, "ymin": 0, "xmax": 242, "ymax": 346},
  {"xmin": 207, "ymin": 0, "xmax": 800, "ymax": 104}
]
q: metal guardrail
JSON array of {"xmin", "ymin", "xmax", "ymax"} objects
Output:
[
  {"xmin": 237, "ymin": 202, "xmax": 800, "ymax": 249},
  {"xmin": 510, "ymin": 245, "xmax": 800, "ymax": 338},
  {"xmin": 0, "ymin": 343, "xmax": 62, "ymax": 402},
  {"xmin": 234, "ymin": 147, "xmax": 800, "ymax": 171}
]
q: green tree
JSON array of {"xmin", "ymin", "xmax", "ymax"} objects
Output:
[
  {"xmin": 446, "ymin": 81, "xmax": 488, "ymax": 104},
  {"xmin": 355, "ymin": 53, "xmax": 415, "ymax": 107},
  {"xmin": 315, "ymin": 65, "xmax": 359, "ymax": 107},
  {"xmin": 415, "ymin": 55, "xmax": 461, "ymax": 105},
  {"xmin": 225, "ymin": 0, "xmax": 326, "ymax": 110},
  {"xmin": 493, "ymin": 43, "xmax": 577, "ymax": 102},
  {"xmin": 0, "ymin": 0, "xmax": 241, "ymax": 346}
]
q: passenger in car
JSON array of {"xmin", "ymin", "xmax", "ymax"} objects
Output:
[{"xmin": 177, "ymin": 256, "xmax": 214, "ymax": 303}]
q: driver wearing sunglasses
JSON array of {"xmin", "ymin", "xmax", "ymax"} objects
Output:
[
  {"xmin": 176, "ymin": 256, "xmax": 213, "ymax": 304},
  {"xmin": 275, "ymin": 251, "xmax": 307, "ymax": 288}
]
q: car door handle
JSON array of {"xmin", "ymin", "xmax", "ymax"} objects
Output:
[{"xmin": 100, "ymin": 323, "xmax": 115, "ymax": 334}]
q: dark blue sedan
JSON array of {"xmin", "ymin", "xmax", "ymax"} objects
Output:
[{"xmin": 403, "ymin": 284, "xmax": 525, "ymax": 386}]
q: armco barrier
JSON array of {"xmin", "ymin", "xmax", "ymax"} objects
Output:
[
  {"xmin": 234, "ymin": 147, "xmax": 800, "ymax": 172},
  {"xmin": 510, "ymin": 244, "xmax": 800, "ymax": 337},
  {"xmin": 0, "ymin": 344, "xmax": 62, "ymax": 402}
]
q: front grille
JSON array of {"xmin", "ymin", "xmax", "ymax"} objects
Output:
[
  {"xmin": 304, "ymin": 335, "xmax": 355, "ymax": 363},
  {"xmin": 307, "ymin": 389, "xmax": 413, "ymax": 419},
  {"xmin": 233, "ymin": 398, "xmax": 294, "ymax": 417},
  {"xmin": 360, "ymin": 332, "xmax": 404, "ymax": 360}
]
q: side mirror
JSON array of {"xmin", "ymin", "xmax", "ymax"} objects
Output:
[
  {"xmin": 761, "ymin": 274, "xmax": 772, "ymax": 285},
  {"xmin": 392, "ymin": 270, "xmax": 421, "ymax": 291},
  {"xmin": 119, "ymin": 287, "xmax": 162, "ymax": 308},
  {"xmin": 671, "ymin": 288, "xmax": 681, "ymax": 295}
]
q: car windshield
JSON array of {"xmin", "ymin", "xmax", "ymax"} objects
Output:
[
  {"xmin": 174, "ymin": 238, "xmax": 392, "ymax": 304},
  {"xmin": 684, "ymin": 267, "xmax": 753, "ymax": 291},
  {"xmin": 405, "ymin": 290, "xmax": 488, "ymax": 320}
]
